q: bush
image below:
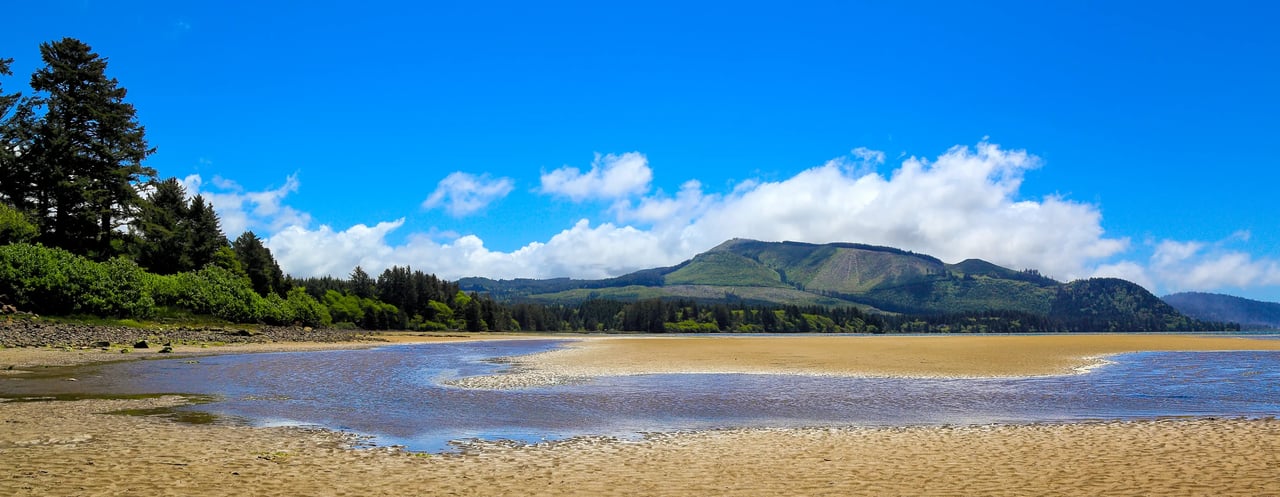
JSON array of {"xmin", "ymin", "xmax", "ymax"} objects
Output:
[
  {"xmin": 0, "ymin": 204, "xmax": 38, "ymax": 244},
  {"xmin": 285, "ymin": 287, "xmax": 331, "ymax": 327},
  {"xmin": 168, "ymin": 265, "xmax": 263, "ymax": 323},
  {"xmin": 0, "ymin": 243, "xmax": 155, "ymax": 318}
]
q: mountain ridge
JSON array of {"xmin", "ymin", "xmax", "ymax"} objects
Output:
[
  {"xmin": 460, "ymin": 239, "xmax": 1231, "ymax": 332},
  {"xmin": 1163, "ymin": 292, "xmax": 1280, "ymax": 330}
]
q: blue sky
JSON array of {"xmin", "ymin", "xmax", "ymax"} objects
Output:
[{"xmin": 4, "ymin": 1, "xmax": 1279, "ymax": 300}]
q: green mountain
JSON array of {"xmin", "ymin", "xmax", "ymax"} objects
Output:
[
  {"xmin": 1163, "ymin": 292, "xmax": 1280, "ymax": 330},
  {"xmin": 460, "ymin": 239, "xmax": 1222, "ymax": 331}
]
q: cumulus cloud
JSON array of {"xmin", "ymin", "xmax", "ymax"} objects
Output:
[
  {"xmin": 623, "ymin": 141, "xmax": 1128, "ymax": 282},
  {"xmin": 540, "ymin": 152, "xmax": 653, "ymax": 201},
  {"xmin": 421, "ymin": 172, "xmax": 514, "ymax": 217},
  {"xmin": 1149, "ymin": 238, "xmax": 1280, "ymax": 291},
  {"xmin": 181, "ymin": 172, "xmax": 311, "ymax": 237},
  {"xmin": 197, "ymin": 141, "xmax": 1280, "ymax": 303},
  {"xmin": 260, "ymin": 141, "xmax": 1136, "ymax": 285},
  {"xmin": 266, "ymin": 218, "xmax": 683, "ymax": 280},
  {"xmin": 1090, "ymin": 232, "xmax": 1280, "ymax": 295}
]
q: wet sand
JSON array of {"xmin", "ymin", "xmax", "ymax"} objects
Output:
[
  {"xmin": 2, "ymin": 396, "xmax": 1278, "ymax": 496},
  {"xmin": 4, "ymin": 333, "xmax": 1280, "ymax": 496}
]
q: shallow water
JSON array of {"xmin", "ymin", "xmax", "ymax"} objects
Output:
[{"xmin": 6, "ymin": 339, "xmax": 1280, "ymax": 452}]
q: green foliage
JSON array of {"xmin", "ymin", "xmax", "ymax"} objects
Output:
[
  {"xmin": 232, "ymin": 231, "xmax": 284, "ymax": 297},
  {"xmin": 663, "ymin": 251, "xmax": 788, "ymax": 287},
  {"xmin": 133, "ymin": 180, "xmax": 229, "ymax": 275},
  {"xmin": 358, "ymin": 298, "xmax": 401, "ymax": 330},
  {"xmin": 210, "ymin": 246, "xmax": 243, "ymax": 274},
  {"xmin": 163, "ymin": 265, "xmax": 261, "ymax": 323},
  {"xmin": 664, "ymin": 320, "xmax": 720, "ymax": 333},
  {"xmin": 0, "ymin": 243, "xmax": 154, "ymax": 317},
  {"xmin": 0, "ymin": 203, "xmax": 38, "ymax": 244},
  {"xmin": 279, "ymin": 287, "xmax": 335, "ymax": 327},
  {"xmin": 349, "ymin": 266, "xmax": 375, "ymax": 299},
  {"xmin": 23, "ymin": 38, "xmax": 156, "ymax": 257},
  {"xmin": 183, "ymin": 195, "xmax": 227, "ymax": 271},
  {"xmin": 1049, "ymin": 278, "xmax": 1221, "ymax": 332},
  {"xmin": 463, "ymin": 295, "xmax": 484, "ymax": 332},
  {"xmin": 135, "ymin": 178, "xmax": 189, "ymax": 274},
  {"xmin": 323, "ymin": 290, "xmax": 364, "ymax": 325}
]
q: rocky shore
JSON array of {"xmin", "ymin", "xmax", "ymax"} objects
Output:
[{"xmin": 0, "ymin": 319, "xmax": 373, "ymax": 348}]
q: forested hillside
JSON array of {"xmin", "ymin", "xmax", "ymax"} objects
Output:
[
  {"xmin": 1164, "ymin": 292, "xmax": 1280, "ymax": 330},
  {"xmin": 461, "ymin": 240, "xmax": 1236, "ymax": 332}
]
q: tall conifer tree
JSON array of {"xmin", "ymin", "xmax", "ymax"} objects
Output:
[{"xmin": 26, "ymin": 38, "xmax": 155, "ymax": 257}]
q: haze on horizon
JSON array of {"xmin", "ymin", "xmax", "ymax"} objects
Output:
[{"xmin": 3, "ymin": 1, "xmax": 1278, "ymax": 301}]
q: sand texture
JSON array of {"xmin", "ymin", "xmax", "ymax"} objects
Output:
[
  {"xmin": 458, "ymin": 334, "xmax": 1280, "ymax": 387},
  {"xmin": 2, "ymin": 396, "xmax": 1279, "ymax": 497},
  {"xmin": 4, "ymin": 333, "xmax": 1280, "ymax": 496}
]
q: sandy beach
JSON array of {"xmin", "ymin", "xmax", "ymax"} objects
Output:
[
  {"xmin": 4, "ymin": 333, "xmax": 1280, "ymax": 496},
  {"xmin": 3, "ymin": 396, "xmax": 1278, "ymax": 497},
  {"xmin": 459, "ymin": 333, "xmax": 1280, "ymax": 387}
]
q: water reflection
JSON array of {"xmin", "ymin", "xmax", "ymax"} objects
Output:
[{"xmin": 6, "ymin": 340, "xmax": 1279, "ymax": 452}]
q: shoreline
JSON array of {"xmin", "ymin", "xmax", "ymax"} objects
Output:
[{"xmin": 4, "ymin": 332, "xmax": 1280, "ymax": 495}]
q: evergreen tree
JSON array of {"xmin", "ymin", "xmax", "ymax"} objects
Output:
[
  {"xmin": 25, "ymin": 38, "xmax": 156, "ymax": 257},
  {"xmin": 0, "ymin": 57, "xmax": 17, "ymax": 186},
  {"xmin": 349, "ymin": 266, "xmax": 374, "ymax": 299},
  {"xmin": 232, "ymin": 231, "xmax": 284, "ymax": 297},
  {"xmin": 0, "ymin": 57, "xmax": 38, "ymax": 212},
  {"xmin": 464, "ymin": 294, "xmax": 484, "ymax": 332},
  {"xmin": 184, "ymin": 195, "xmax": 226, "ymax": 270},
  {"xmin": 135, "ymin": 178, "xmax": 188, "ymax": 274}
]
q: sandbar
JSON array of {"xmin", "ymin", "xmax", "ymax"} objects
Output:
[{"xmin": 452, "ymin": 333, "xmax": 1280, "ymax": 387}]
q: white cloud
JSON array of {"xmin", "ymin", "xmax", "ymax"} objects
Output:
[
  {"xmin": 421, "ymin": 172, "xmax": 514, "ymax": 217},
  {"xmin": 612, "ymin": 179, "xmax": 712, "ymax": 225},
  {"xmin": 540, "ymin": 152, "xmax": 653, "ymax": 201},
  {"xmin": 182, "ymin": 172, "xmax": 311, "ymax": 237},
  {"xmin": 265, "ymin": 218, "xmax": 683, "ymax": 281},
  {"xmin": 1092, "ymin": 261, "xmax": 1155, "ymax": 290},
  {"xmin": 645, "ymin": 142, "xmax": 1128, "ymax": 281},
  {"xmin": 197, "ymin": 142, "xmax": 1277, "ymax": 304},
  {"xmin": 269, "ymin": 220, "xmax": 406, "ymax": 278},
  {"xmin": 1147, "ymin": 238, "xmax": 1280, "ymax": 291},
  {"xmin": 1090, "ymin": 233, "xmax": 1280, "ymax": 296},
  {"xmin": 261, "ymin": 142, "xmax": 1133, "ymax": 284}
]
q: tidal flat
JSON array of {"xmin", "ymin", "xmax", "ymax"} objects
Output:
[{"xmin": 3, "ymin": 333, "xmax": 1280, "ymax": 496}]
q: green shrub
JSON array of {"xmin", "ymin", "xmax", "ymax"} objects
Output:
[
  {"xmin": 0, "ymin": 243, "xmax": 154, "ymax": 318},
  {"xmin": 0, "ymin": 204, "xmax": 38, "ymax": 244},
  {"xmin": 285, "ymin": 287, "xmax": 331, "ymax": 327},
  {"xmin": 170, "ymin": 265, "xmax": 262, "ymax": 322}
]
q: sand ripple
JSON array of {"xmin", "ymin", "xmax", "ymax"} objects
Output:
[{"xmin": 3, "ymin": 397, "xmax": 1279, "ymax": 496}]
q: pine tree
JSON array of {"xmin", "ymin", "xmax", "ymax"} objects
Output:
[
  {"xmin": 0, "ymin": 57, "xmax": 38, "ymax": 212},
  {"xmin": 135, "ymin": 178, "xmax": 188, "ymax": 274},
  {"xmin": 349, "ymin": 266, "xmax": 375, "ymax": 299},
  {"xmin": 184, "ymin": 195, "xmax": 226, "ymax": 270},
  {"xmin": 25, "ymin": 38, "xmax": 155, "ymax": 257},
  {"xmin": 232, "ymin": 231, "xmax": 285, "ymax": 297}
]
